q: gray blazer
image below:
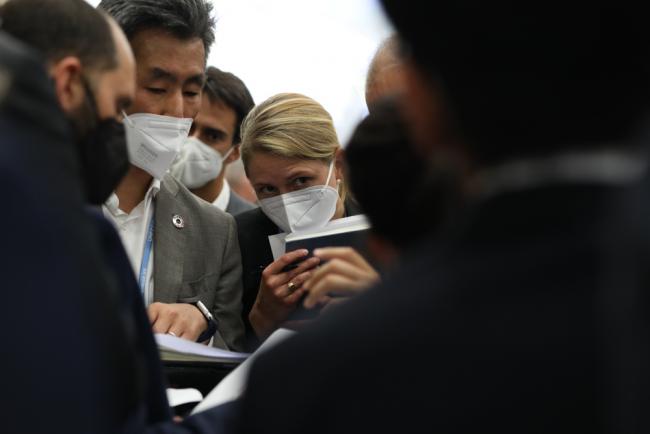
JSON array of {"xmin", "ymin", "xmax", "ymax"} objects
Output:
[
  {"xmin": 153, "ymin": 174, "xmax": 245, "ymax": 352},
  {"xmin": 226, "ymin": 190, "xmax": 257, "ymax": 216}
]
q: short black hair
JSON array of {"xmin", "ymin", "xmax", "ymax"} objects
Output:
[
  {"xmin": 0, "ymin": 0, "xmax": 116, "ymax": 72},
  {"xmin": 380, "ymin": 1, "xmax": 650, "ymax": 165},
  {"xmin": 204, "ymin": 66, "xmax": 255, "ymax": 145},
  {"xmin": 345, "ymin": 98, "xmax": 454, "ymax": 249},
  {"xmin": 98, "ymin": 0, "xmax": 215, "ymax": 59}
]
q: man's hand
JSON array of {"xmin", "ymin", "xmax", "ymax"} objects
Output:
[{"xmin": 148, "ymin": 302, "xmax": 207, "ymax": 342}]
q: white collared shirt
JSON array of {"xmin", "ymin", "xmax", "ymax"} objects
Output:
[
  {"xmin": 102, "ymin": 179, "xmax": 161, "ymax": 306},
  {"xmin": 212, "ymin": 180, "xmax": 231, "ymax": 211}
]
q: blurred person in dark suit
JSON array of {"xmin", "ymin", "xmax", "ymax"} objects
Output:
[
  {"xmin": 335, "ymin": 98, "xmax": 455, "ymax": 268},
  {"xmin": 233, "ymin": 2, "xmax": 650, "ymax": 433},
  {"xmin": 0, "ymin": 0, "xmax": 165, "ymax": 431},
  {"xmin": 1, "ymin": 2, "xmax": 245, "ymax": 432}
]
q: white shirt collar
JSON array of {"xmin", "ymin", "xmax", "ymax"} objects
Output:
[
  {"xmin": 104, "ymin": 178, "xmax": 161, "ymax": 216},
  {"xmin": 212, "ymin": 180, "xmax": 231, "ymax": 211},
  {"xmin": 101, "ymin": 178, "xmax": 161, "ymax": 306}
]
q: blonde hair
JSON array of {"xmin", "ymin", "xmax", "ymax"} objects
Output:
[{"xmin": 240, "ymin": 92, "xmax": 346, "ymax": 199}]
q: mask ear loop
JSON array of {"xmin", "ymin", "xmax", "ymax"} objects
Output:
[
  {"xmin": 291, "ymin": 158, "xmax": 337, "ymax": 230},
  {"xmin": 121, "ymin": 110, "xmax": 135, "ymax": 128},
  {"xmin": 324, "ymin": 158, "xmax": 335, "ymax": 188},
  {"xmin": 221, "ymin": 145, "xmax": 236, "ymax": 162}
]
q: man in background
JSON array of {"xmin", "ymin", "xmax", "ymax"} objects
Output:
[
  {"xmin": 172, "ymin": 66, "xmax": 256, "ymax": 215},
  {"xmin": 364, "ymin": 34, "xmax": 406, "ymax": 111}
]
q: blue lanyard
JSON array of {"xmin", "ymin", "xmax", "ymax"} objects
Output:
[{"xmin": 138, "ymin": 214, "xmax": 155, "ymax": 296}]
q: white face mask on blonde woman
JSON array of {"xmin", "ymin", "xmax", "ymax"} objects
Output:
[{"xmin": 258, "ymin": 160, "xmax": 339, "ymax": 233}]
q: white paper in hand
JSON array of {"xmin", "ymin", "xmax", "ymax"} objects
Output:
[{"xmin": 268, "ymin": 232, "xmax": 288, "ymax": 261}]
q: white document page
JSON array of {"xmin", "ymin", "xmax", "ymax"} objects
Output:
[
  {"xmin": 191, "ymin": 328, "xmax": 296, "ymax": 414},
  {"xmin": 270, "ymin": 215, "xmax": 369, "ymax": 261},
  {"xmin": 268, "ymin": 232, "xmax": 288, "ymax": 261},
  {"xmin": 166, "ymin": 388, "xmax": 203, "ymax": 408},
  {"xmin": 285, "ymin": 214, "xmax": 369, "ymax": 242},
  {"xmin": 155, "ymin": 333, "xmax": 250, "ymax": 362}
]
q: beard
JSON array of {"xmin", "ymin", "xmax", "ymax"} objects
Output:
[
  {"xmin": 67, "ymin": 99, "xmax": 98, "ymax": 146},
  {"xmin": 64, "ymin": 92, "xmax": 130, "ymax": 205}
]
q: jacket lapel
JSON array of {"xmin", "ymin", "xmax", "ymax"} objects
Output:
[{"xmin": 153, "ymin": 175, "xmax": 187, "ymax": 303}]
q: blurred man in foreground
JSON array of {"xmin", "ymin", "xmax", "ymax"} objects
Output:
[{"xmin": 235, "ymin": 2, "xmax": 650, "ymax": 433}]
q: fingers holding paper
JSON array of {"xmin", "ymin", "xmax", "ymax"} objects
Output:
[{"xmin": 302, "ymin": 247, "xmax": 380, "ymax": 309}]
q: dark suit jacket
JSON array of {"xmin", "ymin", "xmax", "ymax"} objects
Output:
[
  {"xmin": 235, "ymin": 180, "xmax": 650, "ymax": 434},
  {"xmin": 226, "ymin": 190, "xmax": 256, "ymax": 216},
  {"xmin": 0, "ymin": 32, "xmax": 150, "ymax": 434},
  {"xmin": 153, "ymin": 175, "xmax": 246, "ymax": 351},
  {"xmin": 0, "ymin": 30, "xmax": 241, "ymax": 434},
  {"xmin": 88, "ymin": 209, "xmax": 173, "ymax": 424},
  {"xmin": 235, "ymin": 200, "xmax": 362, "ymax": 349}
]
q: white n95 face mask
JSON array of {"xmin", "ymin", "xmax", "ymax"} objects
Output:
[
  {"xmin": 122, "ymin": 112, "xmax": 193, "ymax": 180},
  {"xmin": 258, "ymin": 160, "xmax": 339, "ymax": 233},
  {"xmin": 170, "ymin": 137, "xmax": 235, "ymax": 189}
]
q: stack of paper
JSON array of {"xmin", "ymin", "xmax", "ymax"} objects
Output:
[{"xmin": 155, "ymin": 333, "xmax": 250, "ymax": 364}]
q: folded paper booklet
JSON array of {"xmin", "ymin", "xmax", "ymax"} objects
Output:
[
  {"xmin": 285, "ymin": 214, "xmax": 370, "ymax": 252},
  {"xmin": 156, "ymin": 333, "xmax": 250, "ymax": 364},
  {"xmin": 269, "ymin": 214, "xmax": 371, "ymax": 262}
]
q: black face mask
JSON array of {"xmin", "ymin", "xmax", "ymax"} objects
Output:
[{"xmin": 70, "ymin": 77, "xmax": 130, "ymax": 205}]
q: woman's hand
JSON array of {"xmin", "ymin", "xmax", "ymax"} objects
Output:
[
  {"xmin": 302, "ymin": 247, "xmax": 380, "ymax": 310},
  {"xmin": 249, "ymin": 249, "xmax": 320, "ymax": 339}
]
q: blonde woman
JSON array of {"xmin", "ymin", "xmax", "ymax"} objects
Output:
[{"xmin": 235, "ymin": 93, "xmax": 378, "ymax": 349}]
